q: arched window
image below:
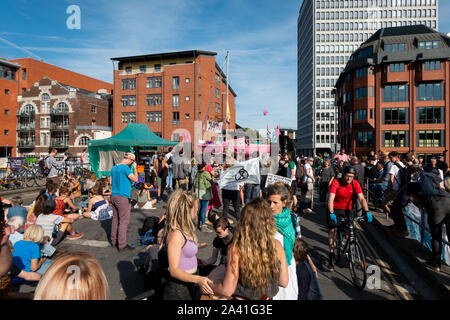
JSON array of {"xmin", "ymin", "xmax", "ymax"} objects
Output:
[
  {"xmin": 42, "ymin": 93, "xmax": 50, "ymax": 101},
  {"xmin": 24, "ymin": 104, "xmax": 35, "ymax": 113},
  {"xmin": 79, "ymin": 136, "xmax": 90, "ymax": 146},
  {"xmin": 57, "ymin": 102, "xmax": 68, "ymax": 113}
]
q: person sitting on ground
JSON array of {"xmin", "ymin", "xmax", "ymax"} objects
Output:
[
  {"xmin": 5, "ymin": 196, "xmax": 28, "ymax": 223},
  {"xmin": 134, "ymin": 182, "xmax": 157, "ymax": 210},
  {"xmin": 211, "ymin": 198, "xmax": 289, "ymax": 300},
  {"xmin": 68, "ymin": 174, "xmax": 82, "ymax": 200},
  {"xmin": 53, "ymin": 186, "xmax": 83, "ymax": 240},
  {"xmin": 84, "ymin": 172, "xmax": 98, "ymax": 195},
  {"xmin": 293, "ymin": 238, "xmax": 324, "ymax": 300},
  {"xmin": 33, "ymin": 252, "xmax": 109, "ymax": 300},
  {"xmin": 43, "ymin": 180, "xmax": 58, "ymax": 201},
  {"xmin": 7, "ymin": 216, "xmax": 25, "ymax": 246},
  {"xmin": 11, "ymin": 225, "xmax": 53, "ymax": 283},
  {"xmin": 100, "ymin": 175, "xmax": 112, "ymax": 200},
  {"xmin": 36, "ymin": 198, "xmax": 71, "ymax": 247},
  {"xmin": 81, "ymin": 182, "xmax": 113, "ymax": 221}
]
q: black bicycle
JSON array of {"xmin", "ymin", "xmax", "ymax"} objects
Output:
[{"xmin": 334, "ymin": 215, "xmax": 367, "ymax": 290}]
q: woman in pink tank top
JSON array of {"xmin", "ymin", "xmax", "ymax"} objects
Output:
[{"xmin": 159, "ymin": 189, "xmax": 214, "ymax": 300}]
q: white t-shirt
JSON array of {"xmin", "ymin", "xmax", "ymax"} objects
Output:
[
  {"xmin": 36, "ymin": 214, "xmax": 64, "ymax": 238},
  {"xmin": 303, "ymin": 163, "xmax": 313, "ymax": 183},
  {"xmin": 389, "ymin": 161, "xmax": 405, "ymax": 191},
  {"xmin": 273, "ymin": 232, "xmax": 298, "ymax": 300},
  {"xmin": 223, "ymin": 181, "xmax": 244, "ymax": 191}
]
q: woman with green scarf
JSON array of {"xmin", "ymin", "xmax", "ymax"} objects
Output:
[{"xmin": 267, "ymin": 183, "xmax": 298, "ymax": 300}]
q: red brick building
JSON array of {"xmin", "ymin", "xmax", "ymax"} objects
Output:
[
  {"xmin": 111, "ymin": 50, "xmax": 236, "ymax": 144},
  {"xmin": 0, "ymin": 58, "xmax": 112, "ymax": 157},
  {"xmin": 335, "ymin": 25, "xmax": 450, "ymax": 164},
  {"xmin": 17, "ymin": 77, "xmax": 111, "ymax": 157}
]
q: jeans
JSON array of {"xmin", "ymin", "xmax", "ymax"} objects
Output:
[
  {"xmin": 110, "ymin": 195, "xmax": 131, "ymax": 249},
  {"xmin": 244, "ymin": 183, "xmax": 260, "ymax": 204},
  {"xmin": 222, "ymin": 189, "xmax": 241, "ymax": 220},
  {"xmin": 198, "ymin": 200, "xmax": 209, "ymax": 226},
  {"xmin": 390, "ymin": 187, "xmax": 409, "ymax": 231},
  {"xmin": 166, "ymin": 169, "xmax": 173, "ymax": 188}
]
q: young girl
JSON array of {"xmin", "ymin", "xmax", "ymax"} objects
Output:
[
  {"xmin": 82, "ymin": 182, "xmax": 113, "ymax": 221},
  {"xmin": 134, "ymin": 182, "xmax": 157, "ymax": 210},
  {"xmin": 53, "ymin": 186, "xmax": 83, "ymax": 240}
]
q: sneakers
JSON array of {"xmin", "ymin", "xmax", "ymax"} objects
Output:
[
  {"xmin": 68, "ymin": 232, "xmax": 84, "ymax": 240},
  {"xmin": 391, "ymin": 229, "xmax": 409, "ymax": 239},
  {"xmin": 117, "ymin": 245, "xmax": 136, "ymax": 253},
  {"xmin": 201, "ymin": 224, "xmax": 213, "ymax": 233},
  {"xmin": 303, "ymin": 208, "xmax": 313, "ymax": 214},
  {"xmin": 327, "ymin": 253, "xmax": 335, "ymax": 272},
  {"xmin": 426, "ymin": 259, "xmax": 441, "ymax": 272},
  {"xmin": 204, "ymin": 220, "xmax": 213, "ymax": 226}
]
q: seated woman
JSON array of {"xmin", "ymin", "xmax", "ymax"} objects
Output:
[
  {"xmin": 134, "ymin": 182, "xmax": 157, "ymax": 210},
  {"xmin": 11, "ymin": 225, "xmax": 54, "ymax": 283},
  {"xmin": 68, "ymin": 174, "xmax": 82, "ymax": 200},
  {"xmin": 53, "ymin": 186, "xmax": 83, "ymax": 239},
  {"xmin": 85, "ymin": 172, "xmax": 98, "ymax": 194},
  {"xmin": 211, "ymin": 198, "xmax": 289, "ymax": 300},
  {"xmin": 82, "ymin": 183, "xmax": 113, "ymax": 221}
]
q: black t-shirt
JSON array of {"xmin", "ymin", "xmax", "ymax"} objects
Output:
[
  {"xmin": 213, "ymin": 234, "xmax": 233, "ymax": 265},
  {"xmin": 321, "ymin": 167, "xmax": 335, "ymax": 183},
  {"xmin": 8, "ymin": 264, "xmax": 21, "ymax": 279}
]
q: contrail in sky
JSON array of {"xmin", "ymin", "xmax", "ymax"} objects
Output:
[{"xmin": 0, "ymin": 36, "xmax": 43, "ymax": 60}]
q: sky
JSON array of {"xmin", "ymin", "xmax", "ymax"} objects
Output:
[{"xmin": 1, "ymin": 0, "xmax": 450, "ymax": 131}]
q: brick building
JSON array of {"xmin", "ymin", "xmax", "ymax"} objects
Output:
[
  {"xmin": 335, "ymin": 25, "xmax": 450, "ymax": 164},
  {"xmin": 0, "ymin": 58, "xmax": 112, "ymax": 157},
  {"xmin": 110, "ymin": 50, "xmax": 236, "ymax": 145},
  {"xmin": 16, "ymin": 77, "xmax": 111, "ymax": 157}
]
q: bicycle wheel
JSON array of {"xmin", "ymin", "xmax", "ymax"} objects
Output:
[
  {"xmin": 25, "ymin": 170, "xmax": 35, "ymax": 187},
  {"xmin": 348, "ymin": 240, "xmax": 367, "ymax": 290},
  {"xmin": 334, "ymin": 228, "xmax": 342, "ymax": 265}
]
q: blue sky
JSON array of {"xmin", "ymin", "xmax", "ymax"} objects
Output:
[{"xmin": 1, "ymin": 0, "xmax": 450, "ymax": 130}]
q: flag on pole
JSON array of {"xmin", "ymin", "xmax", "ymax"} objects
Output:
[
  {"xmin": 226, "ymin": 101, "xmax": 231, "ymax": 124},
  {"xmin": 263, "ymin": 110, "xmax": 268, "ymax": 116},
  {"xmin": 276, "ymin": 125, "xmax": 281, "ymax": 137}
]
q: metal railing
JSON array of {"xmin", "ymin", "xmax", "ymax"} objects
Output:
[
  {"xmin": 50, "ymin": 140, "xmax": 69, "ymax": 147},
  {"xmin": 50, "ymin": 123, "xmax": 69, "ymax": 130},
  {"xmin": 17, "ymin": 124, "xmax": 36, "ymax": 131},
  {"xmin": 17, "ymin": 140, "xmax": 35, "ymax": 147}
]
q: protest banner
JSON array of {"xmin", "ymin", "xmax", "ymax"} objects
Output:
[
  {"xmin": 265, "ymin": 173, "xmax": 292, "ymax": 188},
  {"xmin": 218, "ymin": 158, "xmax": 260, "ymax": 189}
]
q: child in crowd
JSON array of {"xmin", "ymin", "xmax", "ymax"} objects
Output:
[
  {"xmin": 53, "ymin": 186, "xmax": 83, "ymax": 240},
  {"xmin": 134, "ymin": 182, "xmax": 157, "ymax": 210},
  {"xmin": 36, "ymin": 198, "xmax": 73, "ymax": 246},
  {"xmin": 293, "ymin": 238, "xmax": 324, "ymax": 300}
]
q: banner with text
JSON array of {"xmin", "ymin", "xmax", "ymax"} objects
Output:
[{"xmin": 265, "ymin": 173, "xmax": 292, "ymax": 188}]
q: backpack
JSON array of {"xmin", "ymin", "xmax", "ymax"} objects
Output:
[
  {"xmin": 141, "ymin": 216, "xmax": 160, "ymax": 236},
  {"xmin": 38, "ymin": 156, "xmax": 50, "ymax": 176},
  {"xmin": 394, "ymin": 163, "xmax": 409, "ymax": 188},
  {"xmin": 417, "ymin": 171, "xmax": 441, "ymax": 197},
  {"xmin": 296, "ymin": 163, "xmax": 304, "ymax": 179}
]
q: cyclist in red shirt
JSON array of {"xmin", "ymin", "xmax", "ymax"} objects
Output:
[{"xmin": 327, "ymin": 166, "xmax": 372, "ymax": 271}]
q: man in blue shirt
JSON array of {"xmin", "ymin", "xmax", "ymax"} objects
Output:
[{"xmin": 110, "ymin": 152, "xmax": 139, "ymax": 253}]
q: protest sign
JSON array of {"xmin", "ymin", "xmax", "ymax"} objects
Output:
[
  {"xmin": 218, "ymin": 158, "xmax": 260, "ymax": 189},
  {"xmin": 265, "ymin": 173, "xmax": 292, "ymax": 188}
]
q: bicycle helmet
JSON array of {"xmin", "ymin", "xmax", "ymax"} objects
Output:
[{"xmin": 342, "ymin": 165, "xmax": 356, "ymax": 175}]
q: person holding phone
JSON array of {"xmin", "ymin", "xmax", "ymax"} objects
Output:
[{"xmin": 110, "ymin": 153, "xmax": 139, "ymax": 253}]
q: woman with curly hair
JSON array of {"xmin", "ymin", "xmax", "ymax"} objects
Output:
[
  {"xmin": 211, "ymin": 198, "xmax": 288, "ymax": 299},
  {"xmin": 159, "ymin": 189, "xmax": 214, "ymax": 300}
]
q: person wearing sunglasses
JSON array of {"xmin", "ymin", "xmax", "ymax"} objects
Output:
[{"xmin": 326, "ymin": 166, "xmax": 372, "ymax": 271}]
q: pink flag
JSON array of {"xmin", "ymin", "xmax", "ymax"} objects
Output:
[
  {"xmin": 276, "ymin": 125, "xmax": 281, "ymax": 137},
  {"xmin": 263, "ymin": 110, "xmax": 268, "ymax": 116}
]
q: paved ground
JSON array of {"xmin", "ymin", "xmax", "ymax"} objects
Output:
[{"xmin": 8, "ymin": 185, "xmax": 446, "ymax": 300}]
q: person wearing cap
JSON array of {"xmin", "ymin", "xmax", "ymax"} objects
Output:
[
  {"xmin": 438, "ymin": 155, "xmax": 448, "ymax": 174},
  {"xmin": 327, "ymin": 166, "xmax": 372, "ymax": 271},
  {"xmin": 110, "ymin": 152, "xmax": 139, "ymax": 253},
  {"xmin": 428, "ymin": 157, "xmax": 444, "ymax": 187},
  {"xmin": 370, "ymin": 151, "xmax": 391, "ymax": 203}
]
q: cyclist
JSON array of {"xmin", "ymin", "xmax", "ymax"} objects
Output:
[{"xmin": 326, "ymin": 166, "xmax": 373, "ymax": 271}]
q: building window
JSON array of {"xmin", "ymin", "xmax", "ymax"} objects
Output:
[
  {"xmin": 22, "ymin": 88, "xmax": 26, "ymax": 94},
  {"xmin": 417, "ymin": 130, "xmax": 444, "ymax": 147},
  {"xmin": 79, "ymin": 136, "xmax": 90, "ymax": 146},
  {"xmin": 382, "ymin": 85, "xmax": 408, "ymax": 102},
  {"xmin": 140, "ymin": 65, "xmax": 146, "ymax": 73},
  {"xmin": 22, "ymin": 68, "xmax": 27, "ymax": 80},
  {"xmin": 172, "ymin": 112, "xmax": 180, "ymax": 125},
  {"xmin": 185, "ymin": 113, "xmax": 190, "ymax": 119},
  {"xmin": 91, "ymin": 105, "xmax": 97, "ymax": 113},
  {"xmin": 215, "ymin": 88, "xmax": 220, "ymax": 98},
  {"xmin": 385, "ymin": 43, "xmax": 405, "ymax": 52},
  {"xmin": 154, "ymin": 64, "xmax": 161, "ymax": 72},
  {"xmin": 146, "ymin": 94, "xmax": 162, "ymax": 106},
  {"xmin": 355, "ymin": 68, "xmax": 367, "ymax": 78},
  {"xmin": 4, "ymin": 130, "xmax": 8, "ymax": 136},
  {"xmin": 355, "ymin": 87, "xmax": 367, "ymax": 99},
  {"xmin": 146, "ymin": 111, "xmax": 162, "ymax": 122},
  {"xmin": 356, "ymin": 131, "xmax": 374, "ymax": 148},
  {"xmin": 186, "ymin": 78, "xmax": 190, "ymax": 83},
  {"xmin": 40, "ymin": 117, "xmax": 50, "ymax": 128},
  {"xmin": 215, "ymin": 103, "xmax": 221, "ymax": 113},
  {"xmin": 355, "ymin": 109, "xmax": 367, "ymax": 120},
  {"xmin": 172, "ymin": 76, "xmax": 180, "ymax": 90},
  {"xmin": 215, "ymin": 73, "xmax": 220, "ymax": 84},
  {"xmin": 42, "ymin": 93, "xmax": 50, "ymax": 100},
  {"xmin": 424, "ymin": 61, "xmax": 441, "ymax": 71},
  {"xmin": 383, "ymin": 108, "xmax": 408, "ymax": 124},
  {"xmin": 24, "ymin": 104, "xmax": 35, "ymax": 113},
  {"xmin": 416, "ymin": 82, "xmax": 443, "ymax": 101},
  {"xmin": 370, "ymin": 109, "xmax": 373, "ymax": 119},
  {"xmin": 146, "ymin": 76, "xmax": 162, "ymax": 88},
  {"xmin": 121, "ymin": 112, "xmax": 136, "ymax": 123},
  {"xmin": 418, "ymin": 40, "xmax": 440, "ymax": 49},
  {"xmin": 121, "ymin": 95, "xmax": 136, "ymax": 106},
  {"xmin": 125, "ymin": 67, "xmax": 132, "ymax": 74},
  {"xmin": 417, "ymin": 107, "xmax": 444, "ymax": 124},
  {"xmin": 369, "ymin": 86, "xmax": 374, "ymax": 97},
  {"xmin": 382, "ymin": 130, "xmax": 409, "ymax": 148},
  {"xmin": 4, "ymin": 109, "xmax": 8, "ymax": 115},
  {"xmin": 4, "ymin": 89, "xmax": 9, "ymax": 95},
  {"xmin": 389, "ymin": 63, "xmax": 405, "ymax": 72},
  {"xmin": 122, "ymin": 78, "xmax": 136, "ymax": 90},
  {"xmin": 154, "ymin": 132, "xmax": 162, "ymax": 137},
  {"xmin": 172, "ymin": 94, "xmax": 179, "ymax": 107}
]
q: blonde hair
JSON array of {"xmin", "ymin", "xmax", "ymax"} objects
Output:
[
  {"xmin": 230, "ymin": 198, "xmax": 280, "ymax": 295},
  {"xmin": 23, "ymin": 224, "xmax": 43, "ymax": 243},
  {"xmin": 33, "ymin": 252, "xmax": 109, "ymax": 300},
  {"xmin": 162, "ymin": 189, "xmax": 198, "ymax": 244}
]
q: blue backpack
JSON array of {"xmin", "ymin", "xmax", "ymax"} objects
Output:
[{"xmin": 417, "ymin": 171, "xmax": 441, "ymax": 197}]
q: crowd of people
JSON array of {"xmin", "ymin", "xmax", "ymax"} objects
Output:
[{"xmin": 0, "ymin": 144, "xmax": 449, "ymax": 300}]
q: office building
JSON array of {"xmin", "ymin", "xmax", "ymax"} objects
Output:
[{"xmin": 297, "ymin": 0, "xmax": 438, "ymax": 156}]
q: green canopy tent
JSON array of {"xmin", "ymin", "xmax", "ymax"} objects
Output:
[{"xmin": 88, "ymin": 123, "xmax": 178, "ymax": 178}]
